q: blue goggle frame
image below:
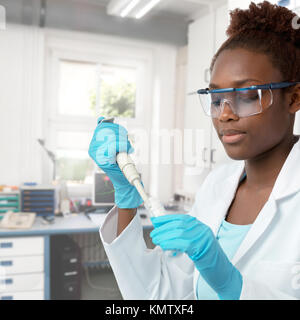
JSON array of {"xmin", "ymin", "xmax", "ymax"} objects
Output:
[{"xmin": 189, "ymin": 81, "xmax": 300, "ymax": 95}]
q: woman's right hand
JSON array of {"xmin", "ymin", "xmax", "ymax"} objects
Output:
[{"xmin": 88, "ymin": 117, "xmax": 143, "ymax": 209}]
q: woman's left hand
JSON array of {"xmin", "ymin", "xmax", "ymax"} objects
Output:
[
  {"xmin": 150, "ymin": 214, "xmax": 243, "ymax": 300},
  {"xmin": 150, "ymin": 214, "xmax": 216, "ymax": 262}
]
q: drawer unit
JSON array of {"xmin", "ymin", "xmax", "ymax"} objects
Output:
[
  {"xmin": 0, "ymin": 255, "xmax": 44, "ymax": 275},
  {"xmin": 0, "ymin": 290, "xmax": 44, "ymax": 300},
  {"xmin": 0, "ymin": 192, "xmax": 20, "ymax": 214},
  {"xmin": 21, "ymin": 188, "xmax": 55, "ymax": 217},
  {"xmin": 0, "ymin": 236, "xmax": 44, "ymax": 257},
  {"xmin": 0, "ymin": 273, "xmax": 44, "ymax": 293},
  {"xmin": 0, "ymin": 236, "xmax": 46, "ymax": 299}
]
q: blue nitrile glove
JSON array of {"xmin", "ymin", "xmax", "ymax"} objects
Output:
[
  {"xmin": 88, "ymin": 117, "xmax": 143, "ymax": 209},
  {"xmin": 150, "ymin": 214, "xmax": 243, "ymax": 300}
]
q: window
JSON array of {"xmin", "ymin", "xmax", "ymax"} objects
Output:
[
  {"xmin": 44, "ymin": 32, "xmax": 153, "ymax": 191},
  {"xmin": 93, "ymin": 64, "xmax": 137, "ymax": 118},
  {"xmin": 55, "ymin": 131, "xmax": 95, "ymax": 183},
  {"xmin": 58, "ymin": 60, "xmax": 137, "ymax": 119},
  {"xmin": 45, "ymin": 37, "xmax": 150, "ymax": 188},
  {"xmin": 53, "ymin": 60, "xmax": 139, "ymax": 184},
  {"xmin": 58, "ymin": 60, "xmax": 97, "ymax": 117}
]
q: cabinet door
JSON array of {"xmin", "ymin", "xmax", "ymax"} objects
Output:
[
  {"xmin": 183, "ymin": 3, "xmax": 231, "ymax": 192},
  {"xmin": 0, "ymin": 237, "xmax": 44, "ymax": 257},
  {"xmin": 0, "ymin": 290, "xmax": 44, "ymax": 300},
  {"xmin": 0, "ymin": 255, "xmax": 44, "ymax": 275},
  {"xmin": 0, "ymin": 273, "xmax": 44, "ymax": 293},
  {"xmin": 185, "ymin": 12, "xmax": 215, "ymax": 170},
  {"xmin": 210, "ymin": 3, "xmax": 235, "ymax": 169},
  {"xmin": 184, "ymin": 95, "xmax": 211, "ymax": 169}
]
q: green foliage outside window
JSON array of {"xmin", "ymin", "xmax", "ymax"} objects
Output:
[{"xmin": 89, "ymin": 79, "xmax": 136, "ymax": 118}]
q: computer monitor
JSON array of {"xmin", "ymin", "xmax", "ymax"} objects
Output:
[{"xmin": 92, "ymin": 172, "xmax": 115, "ymax": 206}]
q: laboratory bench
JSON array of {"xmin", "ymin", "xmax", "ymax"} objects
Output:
[{"xmin": 0, "ymin": 210, "xmax": 153, "ymax": 300}]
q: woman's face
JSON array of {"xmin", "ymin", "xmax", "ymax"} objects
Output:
[{"xmin": 211, "ymin": 47, "xmax": 295, "ymax": 160}]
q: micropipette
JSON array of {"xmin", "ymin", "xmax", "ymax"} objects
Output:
[
  {"xmin": 116, "ymin": 152, "xmax": 167, "ymax": 217},
  {"xmin": 98, "ymin": 117, "xmax": 167, "ymax": 217}
]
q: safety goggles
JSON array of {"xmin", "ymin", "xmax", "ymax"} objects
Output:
[{"xmin": 190, "ymin": 81, "xmax": 300, "ymax": 119}]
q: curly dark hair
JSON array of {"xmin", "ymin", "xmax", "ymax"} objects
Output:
[{"xmin": 210, "ymin": 1, "xmax": 300, "ymax": 82}]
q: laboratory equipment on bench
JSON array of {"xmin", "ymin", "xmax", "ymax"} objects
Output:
[
  {"xmin": 91, "ymin": 172, "xmax": 115, "ymax": 211},
  {"xmin": 0, "ymin": 211, "xmax": 36, "ymax": 229},
  {"xmin": 20, "ymin": 186, "xmax": 55, "ymax": 218}
]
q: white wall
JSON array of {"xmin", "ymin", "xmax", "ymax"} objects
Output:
[
  {"xmin": 0, "ymin": 24, "xmax": 44, "ymax": 186},
  {"xmin": 0, "ymin": 24, "xmax": 178, "ymax": 203}
]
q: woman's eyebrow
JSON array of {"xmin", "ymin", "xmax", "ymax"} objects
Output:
[{"xmin": 209, "ymin": 78, "xmax": 262, "ymax": 89}]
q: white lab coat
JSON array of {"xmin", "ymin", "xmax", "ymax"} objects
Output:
[{"xmin": 99, "ymin": 139, "xmax": 300, "ymax": 300}]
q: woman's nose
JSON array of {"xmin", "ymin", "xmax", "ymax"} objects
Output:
[{"xmin": 217, "ymin": 100, "xmax": 239, "ymax": 121}]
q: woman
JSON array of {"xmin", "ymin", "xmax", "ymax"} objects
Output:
[{"xmin": 88, "ymin": 1, "xmax": 300, "ymax": 299}]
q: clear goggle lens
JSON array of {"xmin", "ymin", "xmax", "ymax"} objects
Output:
[{"xmin": 198, "ymin": 88, "xmax": 273, "ymax": 118}]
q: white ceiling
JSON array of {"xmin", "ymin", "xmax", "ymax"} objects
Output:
[
  {"xmin": 78, "ymin": 0, "xmax": 226, "ymax": 21},
  {"xmin": 155, "ymin": 0, "xmax": 217, "ymax": 18}
]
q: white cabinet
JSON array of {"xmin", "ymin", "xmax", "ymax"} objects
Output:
[
  {"xmin": 0, "ymin": 237, "xmax": 44, "ymax": 257},
  {"xmin": 185, "ymin": 11, "xmax": 214, "ymax": 170},
  {"xmin": 0, "ymin": 290, "xmax": 44, "ymax": 300},
  {"xmin": 183, "ymin": 2, "xmax": 234, "ymax": 194},
  {"xmin": 0, "ymin": 273, "xmax": 44, "ymax": 293},
  {"xmin": 0, "ymin": 236, "xmax": 45, "ymax": 300},
  {"xmin": 0, "ymin": 256, "xmax": 44, "ymax": 275}
]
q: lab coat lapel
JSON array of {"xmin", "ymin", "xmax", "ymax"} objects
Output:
[
  {"xmin": 206, "ymin": 161, "xmax": 245, "ymax": 236},
  {"xmin": 271, "ymin": 138, "xmax": 300, "ymax": 200},
  {"xmin": 232, "ymin": 138, "xmax": 300, "ymax": 265}
]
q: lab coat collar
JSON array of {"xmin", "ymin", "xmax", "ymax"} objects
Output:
[
  {"xmin": 207, "ymin": 160, "xmax": 245, "ymax": 236},
  {"xmin": 216, "ymin": 136, "xmax": 300, "ymax": 203},
  {"xmin": 208, "ymin": 137, "xmax": 300, "ymax": 265},
  {"xmin": 270, "ymin": 137, "xmax": 300, "ymax": 201},
  {"xmin": 216, "ymin": 139, "xmax": 300, "ymax": 200}
]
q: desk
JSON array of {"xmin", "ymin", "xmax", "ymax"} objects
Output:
[{"xmin": 0, "ymin": 211, "xmax": 153, "ymax": 300}]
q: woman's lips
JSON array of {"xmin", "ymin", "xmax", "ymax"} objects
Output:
[{"xmin": 222, "ymin": 133, "xmax": 246, "ymax": 144}]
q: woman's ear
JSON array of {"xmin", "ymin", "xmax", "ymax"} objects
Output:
[{"xmin": 288, "ymin": 84, "xmax": 300, "ymax": 114}]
